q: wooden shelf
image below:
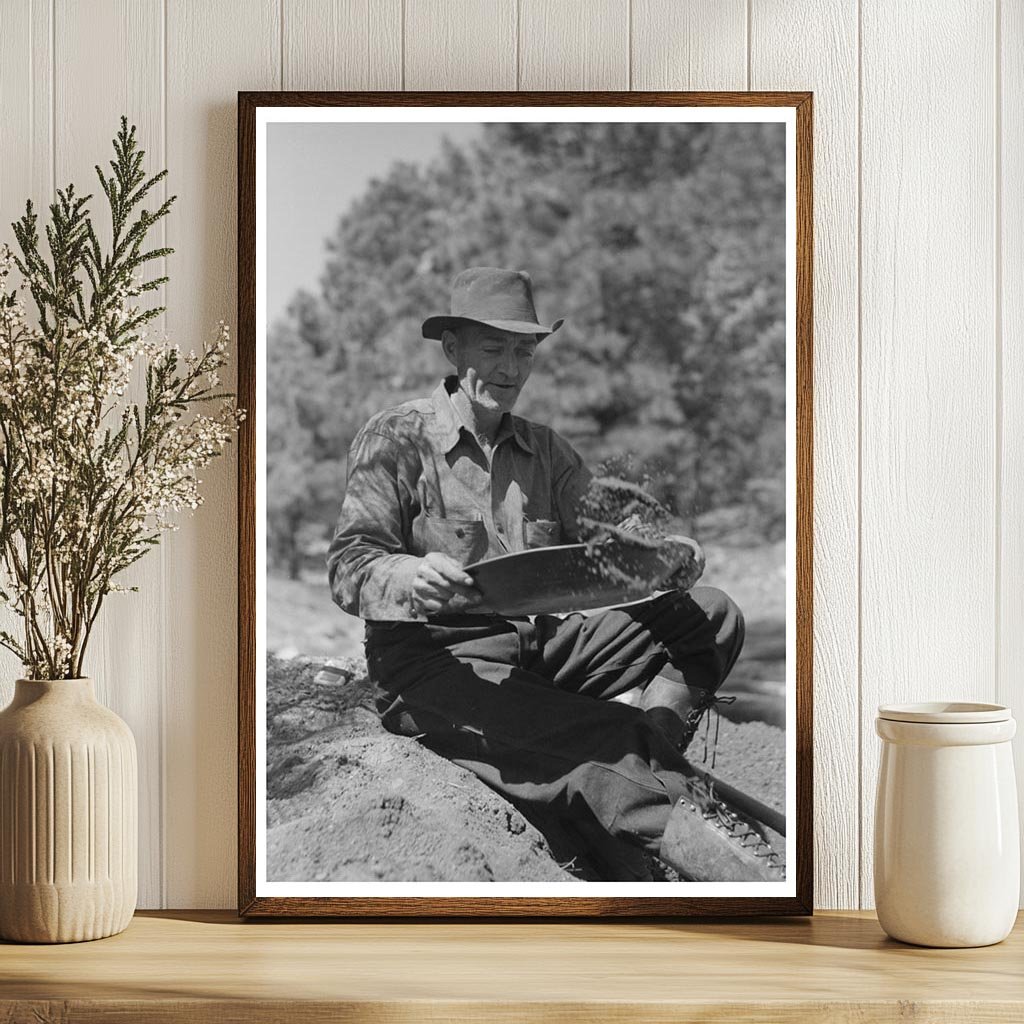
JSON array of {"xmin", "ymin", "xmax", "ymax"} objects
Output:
[{"xmin": 2, "ymin": 910, "xmax": 1022, "ymax": 1022}]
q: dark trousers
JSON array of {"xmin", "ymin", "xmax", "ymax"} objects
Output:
[{"xmin": 365, "ymin": 586, "xmax": 745, "ymax": 880}]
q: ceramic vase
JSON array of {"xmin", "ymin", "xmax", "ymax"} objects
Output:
[
  {"xmin": 0, "ymin": 678, "xmax": 137, "ymax": 942},
  {"xmin": 874, "ymin": 702, "xmax": 1019, "ymax": 948}
]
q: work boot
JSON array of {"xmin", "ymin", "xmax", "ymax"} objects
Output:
[
  {"xmin": 641, "ymin": 676, "xmax": 735, "ymax": 767},
  {"xmin": 677, "ymin": 689, "xmax": 736, "ymax": 767},
  {"xmin": 658, "ymin": 773, "xmax": 784, "ymax": 882}
]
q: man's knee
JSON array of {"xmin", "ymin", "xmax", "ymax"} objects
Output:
[
  {"xmin": 662, "ymin": 585, "xmax": 746, "ymax": 690},
  {"xmin": 696, "ymin": 586, "xmax": 745, "ymax": 686},
  {"xmin": 689, "ymin": 586, "xmax": 745, "ymax": 660},
  {"xmin": 688, "ymin": 585, "xmax": 744, "ymax": 636}
]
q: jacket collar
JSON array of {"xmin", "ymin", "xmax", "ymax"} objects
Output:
[{"xmin": 429, "ymin": 376, "xmax": 535, "ymax": 456}]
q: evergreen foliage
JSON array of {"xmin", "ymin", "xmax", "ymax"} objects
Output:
[
  {"xmin": 269, "ymin": 122, "xmax": 786, "ymax": 578},
  {"xmin": 0, "ymin": 118, "xmax": 241, "ymax": 678}
]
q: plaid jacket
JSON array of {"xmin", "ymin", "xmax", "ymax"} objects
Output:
[{"xmin": 327, "ymin": 376, "xmax": 592, "ymax": 621}]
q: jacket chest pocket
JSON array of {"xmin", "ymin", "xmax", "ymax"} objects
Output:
[
  {"xmin": 421, "ymin": 514, "xmax": 490, "ymax": 567},
  {"xmin": 523, "ymin": 518, "xmax": 561, "ymax": 549}
]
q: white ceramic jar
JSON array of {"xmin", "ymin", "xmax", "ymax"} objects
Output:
[{"xmin": 874, "ymin": 702, "xmax": 1019, "ymax": 947}]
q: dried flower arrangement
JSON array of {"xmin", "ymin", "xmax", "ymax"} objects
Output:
[{"xmin": 0, "ymin": 117, "xmax": 242, "ymax": 679}]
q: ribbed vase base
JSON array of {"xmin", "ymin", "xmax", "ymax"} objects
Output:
[
  {"xmin": 0, "ymin": 678, "xmax": 138, "ymax": 945},
  {"xmin": 0, "ymin": 880, "xmax": 135, "ymax": 943}
]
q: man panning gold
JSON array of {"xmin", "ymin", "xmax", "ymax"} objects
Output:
[{"xmin": 328, "ymin": 266, "xmax": 782, "ymax": 882}]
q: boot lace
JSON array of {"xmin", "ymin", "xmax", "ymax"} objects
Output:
[
  {"xmin": 680, "ymin": 690, "xmax": 736, "ymax": 769},
  {"xmin": 684, "ymin": 773, "xmax": 784, "ymax": 874}
]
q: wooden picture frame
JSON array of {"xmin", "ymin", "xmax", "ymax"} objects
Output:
[{"xmin": 238, "ymin": 91, "xmax": 813, "ymax": 917}]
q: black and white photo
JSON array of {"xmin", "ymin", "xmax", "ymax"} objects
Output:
[{"xmin": 240, "ymin": 95, "xmax": 812, "ymax": 916}]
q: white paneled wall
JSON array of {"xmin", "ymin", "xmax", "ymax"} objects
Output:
[
  {"xmin": 0, "ymin": 0, "xmax": 1017, "ymax": 910},
  {"xmin": 859, "ymin": 0, "xmax": 999, "ymax": 910},
  {"xmin": 1004, "ymin": 0, "xmax": 1024, "ymax": 908},
  {"xmin": 751, "ymin": 0, "xmax": 860, "ymax": 912}
]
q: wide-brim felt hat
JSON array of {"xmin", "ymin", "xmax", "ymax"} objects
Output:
[{"xmin": 422, "ymin": 267, "xmax": 565, "ymax": 341}]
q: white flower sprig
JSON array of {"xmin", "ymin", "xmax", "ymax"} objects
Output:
[{"xmin": 0, "ymin": 118, "xmax": 242, "ymax": 679}]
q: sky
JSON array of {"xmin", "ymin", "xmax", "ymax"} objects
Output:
[{"xmin": 267, "ymin": 122, "xmax": 483, "ymax": 325}]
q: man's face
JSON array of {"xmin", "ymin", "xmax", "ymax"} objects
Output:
[{"xmin": 445, "ymin": 324, "xmax": 539, "ymax": 415}]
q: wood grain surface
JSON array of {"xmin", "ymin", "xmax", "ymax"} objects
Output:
[
  {"xmin": 405, "ymin": 0, "xmax": 517, "ymax": 91},
  {"xmin": 0, "ymin": 8, "xmax": 53, "ymax": 705},
  {"xmin": 52, "ymin": 0, "xmax": 167, "ymax": 914},
  {"xmin": 284, "ymin": 0, "xmax": 402, "ymax": 91},
  {"xmin": 631, "ymin": 0, "xmax": 747, "ymax": 92},
  {"xmin": 519, "ymin": 0, "xmax": 629, "ymax": 90},
  {"xmin": 1, "ymin": 910, "xmax": 1023, "ymax": 1023},
  {"xmin": 1000, "ymin": 0, "xmax": 1024, "ymax": 903},
  {"xmin": 750, "ymin": 0, "xmax": 859, "ymax": 912},
  {"xmin": 858, "ymin": 0, "xmax": 998, "ymax": 909},
  {"xmin": 164, "ymin": 0, "xmax": 279, "ymax": 909}
]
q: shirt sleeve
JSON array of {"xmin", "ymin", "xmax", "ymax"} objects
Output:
[
  {"xmin": 326, "ymin": 427, "xmax": 422, "ymax": 621},
  {"xmin": 550, "ymin": 434, "xmax": 593, "ymax": 543}
]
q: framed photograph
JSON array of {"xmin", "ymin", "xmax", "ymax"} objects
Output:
[{"xmin": 238, "ymin": 91, "xmax": 812, "ymax": 917}]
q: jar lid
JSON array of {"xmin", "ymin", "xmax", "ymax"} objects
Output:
[{"xmin": 877, "ymin": 701, "xmax": 1011, "ymax": 724}]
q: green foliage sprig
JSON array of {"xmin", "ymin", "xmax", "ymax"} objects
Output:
[{"xmin": 0, "ymin": 117, "xmax": 242, "ymax": 679}]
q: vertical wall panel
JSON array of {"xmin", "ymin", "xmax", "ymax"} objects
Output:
[
  {"xmin": 50, "ymin": 0, "xmax": 166, "ymax": 909},
  {"xmin": 860, "ymin": 0, "xmax": 997, "ymax": 908},
  {"xmin": 284, "ymin": 0, "xmax": 402, "ymax": 90},
  {"xmin": 631, "ymin": 0, "xmax": 746, "ymax": 90},
  {"xmin": 1000, "ymin": 0, "xmax": 1024, "ymax": 901},
  {"xmin": 519, "ymin": 0, "xmax": 628, "ymax": 90},
  {"xmin": 0, "ymin": 0, "xmax": 52, "ymax": 232},
  {"xmin": 164, "ymin": 0, "xmax": 279, "ymax": 908},
  {"xmin": 405, "ymin": 0, "xmax": 516, "ymax": 90},
  {"xmin": 0, "ymin": 0, "xmax": 53, "ymax": 697},
  {"xmin": 751, "ymin": 1, "xmax": 860, "ymax": 910}
]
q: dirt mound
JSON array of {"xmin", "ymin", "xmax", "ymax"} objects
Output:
[
  {"xmin": 266, "ymin": 655, "xmax": 786, "ymax": 883},
  {"xmin": 682, "ymin": 716, "xmax": 786, "ymax": 816},
  {"xmin": 266, "ymin": 656, "xmax": 576, "ymax": 882}
]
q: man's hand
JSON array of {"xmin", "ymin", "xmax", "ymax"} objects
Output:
[
  {"xmin": 409, "ymin": 552, "xmax": 485, "ymax": 616},
  {"xmin": 661, "ymin": 535, "xmax": 706, "ymax": 592}
]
